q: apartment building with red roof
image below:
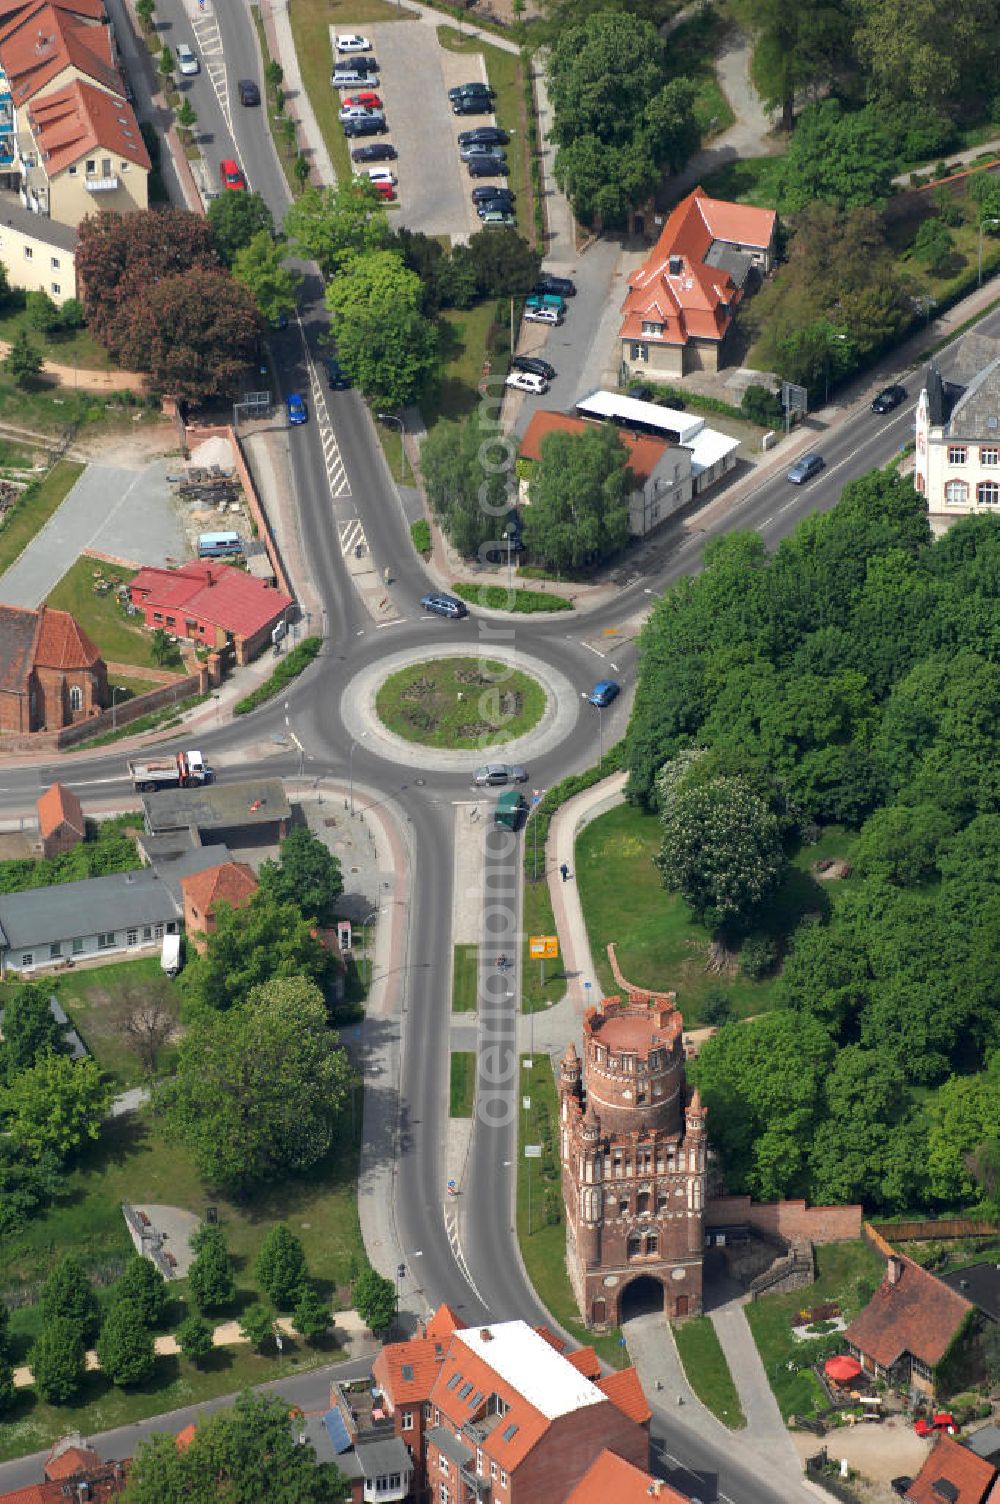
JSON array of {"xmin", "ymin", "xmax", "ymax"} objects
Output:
[
  {"xmin": 128, "ymin": 560, "xmax": 294, "ymax": 666},
  {"xmin": 0, "ymin": 603, "xmax": 107, "ymax": 734},
  {"xmin": 845, "ymin": 1252, "xmax": 974, "ymax": 1399},
  {"xmin": 620, "ymin": 187, "xmax": 776, "ymax": 381},
  {"xmin": 36, "ymin": 779, "xmax": 85, "ymax": 856},
  {"xmin": 905, "ymin": 1434, "xmax": 997, "ymax": 1504}
]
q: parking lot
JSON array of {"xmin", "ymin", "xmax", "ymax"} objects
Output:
[{"xmin": 332, "ymin": 21, "xmax": 496, "ymax": 241}]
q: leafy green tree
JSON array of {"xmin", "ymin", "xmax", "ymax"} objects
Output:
[
  {"xmin": 450, "ymin": 229, "xmax": 541, "ymax": 299},
  {"xmin": 854, "ymin": 803, "xmax": 955, "ymax": 887},
  {"xmin": 0, "ymin": 1141, "xmax": 62, "ymax": 1236},
  {"xmin": 352, "ymin": 1266, "xmax": 397, "ymax": 1333},
  {"xmin": 175, "ymin": 97, "xmax": 197, "ymax": 138},
  {"xmin": 913, "ymin": 218, "xmax": 953, "ymax": 273},
  {"xmin": 554, "ymin": 134, "xmax": 658, "ymax": 229},
  {"xmin": 642, "ymin": 77, "xmax": 700, "ymax": 173},
  {"xmin": 239, "ymin": 1302, "xmax": 275, "ymax": 1350},
  {"xmin": 0, "ymin": 986, "xmax": 65, "ymax": 1079},
  {"xmin": 41, "ymin": 1254, "xmax": 100, "ymax": 1341},
  {"xmin": 187, "ymin": 1225, "xmax": 236, "ymax": 1312},
  {"xmin": 524, "ymin": 424, "xmax": 631, "ymax": 572},
  {"xmin": 135, "ymin": 0, "xmax": 154, "ymax": 29},
  {"xmin": 736, "ymin": 0, "xmax": 855, "ymax": 132},
  {"xmin": 165, "ymin": 979, "xmax": 353, "ymax": 1192},
  {"xmin": 111, "ymin": 1255, "xmax": 167, "ymax": 1328},
  {"xmin": 254, "ymin": 1223, "xmax": 308, "ymax": 1309},
  {"xmin": 326, "ymin": 249, "xmax": 423, "ymax": 319},
  {"xmin": 420, "ymin": 409, "xmax": 514, "ymax": 559},
  {"xmin": 183, "ymin": 889, "xmax": 332, "ymax": 1014},
  {"xmin": 927, "ymin": 1060, "xmax": 1000, "ymax": 1204},
  {"xmin": 59, "ymin": 297, "xmax": 84, "ymax": 331},
  {"xmin": 334, "ymin": 303, "xmax": 439, "ymax": 412},
  {"xmin": 232, "ymin": 231, "xmax": 301, "ymax": 323},
  {"xmin": 96, "ymin": 1299, "xmax": 156, "ymax": 1387},
  {"xmin": 3, "ymin": 329, "xmax": 42, "ymax": 387},
  {"xmin": 293, "ymin": 1283, "xmax": 331, "ymax": 1343},
  {"xmin": 1, "ymin": 1053, "xmax": 110, "ymax": 1162},
  {"xmin": 855, "ymin": 0, "xmax": 998, "ymax": 113},
  {"xmin": 0, "ymin": 1353, "xmax": 15, "ymax": 1415},
  {"xmin": 265, "ymin": 60, "xmax": 284, "ymax": 95},
  {"xmin": 149, "ymin": 626, "xmax": 172, "ymax": 666},
  {"xmin": 258, "ymin": 828, "xmax": 343, "ymax": 925},
  {"xmin": 176, "ymin": 1313, "xmax": 214, "ymax": 1365},
  {"xmin": 777, "ymin": 102, "xmax": 895, "ymax": 213},
  {"xmin": 548, "ymin": 12, "xmax": 666, "ymax": 147},
  {"xmin": 968, "ymin": 169, "xmax": 1000, "ymax": 227},
  {"xmin": 30, "ymin": 1318, "xmax": 86, "ymax": 1405},
  {"xmin": 207, "ymin": 191, "xmax": 274, "ymax": 266},
  {"xmin": 158, "ymin": 45, "xmax": 175, "ymax": 87},
  {"xmin": 293, "ymin": 153, "xmax": 311, "ymax": 193},
  {"xmin": 285, "ymin": 182, "xmax": 390, "ymax": 278},
  {"xmin": 25, "ymin": 290, "xmax": 60, "ymax": 333},
  {"xmin": 124, "ymin": 1392, "xmax": 346, "ymax": 1502}
]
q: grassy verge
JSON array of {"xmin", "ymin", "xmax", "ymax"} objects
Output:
[
  {"xmin": 673, "ymin": 1316, "xmax": 746, "ymax": 1428},
  {"xmin": 436, "ymin": 28, "xmax": 532, "ymax": 242},
  {"xmin": 0, "ymin": 308, "xmax": 113, "ymax": 372},
  {"xmin": 666, "ymin": 8, "xmax": 736, "ymax": 139},
  {"xmin": 449, "ymin": 1051, "xmax": 476, "ymax": 1116},
  {"xmin": 375, "ymin": 655, "xmax": 545, "ymax": 748},
  {"xmin": 521, "ymin": 876, "xmax": 566, "ymax": 1014},
  {"xmin": 425, "ymin": 302, "xmax": 497, "ymax": 426},
  {"xmin": 410, "ymin": 518, "xmax": 431, "ymax": 555},
  {"xmin": 516, "ymin": 1056, "xmax": 627, "ymax": 1368},
  {"xmin": 72, "ymin": 693, "xmax": 207, "ymax": 749},
  {"xmin": 452, "ymin": 943, "xmax": 479, "ymax": 1012},
  {"xmin": 233, "ymin": 636, "xmax": 321, "ymax": 715},
  {"xmin": 0, "ymin": 461, "xmax": 82, "ymax": 577},
  {"xmin": 46, "ymin": 556, "xmax": 185, "ymax": 672},
  {"xmin": 697, "ymin": 155, "xmax": 787, "ymax": 208},
  {"xmin": 249, "ymin": 8, "xmax": 299, "ymax": 199},
  {"xmin": 745, "ymin": 1241, "xmax": 884, "ymax": 1421},
  {"xmin": 41, "ymin": 956, "xmax": 177, "ymax": 1089},
  {"xmin": 451, "ymin": 580, "xmax": 573, "ymax": 613}
]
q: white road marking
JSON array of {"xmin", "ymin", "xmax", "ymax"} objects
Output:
[
  {"xmin": 339, "ymin": 517, "xmax": 367, "ymax": 558},
  {"xmin": 444, "ymin": 1211, "xmax": 489, "ymax": 1309},
  {"xmin": 298, "ymin": 324, "xmax": 351, "ymax": 499},
  {"xmin": 375, "ymin": 618, "xmax": 407, "ymax": 628},
  {"xmin": 581, "ymin": 642, "xmax": 606, "ymax": 659}
]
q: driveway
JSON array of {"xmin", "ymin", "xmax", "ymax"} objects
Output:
[{"xmin": 0, "ymin": 460, "xmax": 187, "ymax": 608}]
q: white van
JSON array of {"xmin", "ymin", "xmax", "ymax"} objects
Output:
[{"xmin": 160, "ymin": 933, "xmax": 181, "ymax": 977}]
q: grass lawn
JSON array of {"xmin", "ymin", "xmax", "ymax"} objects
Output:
[
  {"xmin": 0, "ymin": 307, "xmax": 113, "ymax": 372},
  {"xmin": 516, "ymin": 1056, "xmax": 627, "ymax": 1369},
  {"xmin": 73, "ymin": 692, "xmax": 207, "ymax": 750},
  {"xmin": 673, "ymin": 1317, "xmax": 746, "ymax": 1428},
  {"xmin": 745, "ymin": 1241, "xmax": 884, "ymax": 1421},
  {"xmin": 46, "ymin": 557, "xmax": 185, "ymax": 673},
  {"xmin": 0, "ymin": 461, "xmax": 83, "ymax": 577},
  {"xmin": 697, "ymin": 155, "xmax": 787, "ymax": 208},
  {"xmin": 43, "ymin": 956, "xmax": 178, "ymax": 1089},
  {"xmin": 452, "ymin": 943, "xmax": 479, "ymax": 1012},
  {"xmin": 575, "ymin": 805, "xmax": 858, "ymax": 1026},
  {"xmin": 665, "ymin": 9, "xmax": 736, "ymax": 139},
  {"xmin": 424, "ymin": 302, "xmax": 497, "ymax": 426},
  {"xmin": 449, "ymin": 1051, "xmax": 476, "ymax": 1116},
  {"xmin": 375, "ymin": 656, "xmax": 545, "ymax": 748},
  {"xmin": 521, "ymin": 876, "xmax": 566, "ymax": 1015},
  {"xmin": 450, "ymin": 581, "xmax": 574, "ymax": 613}
]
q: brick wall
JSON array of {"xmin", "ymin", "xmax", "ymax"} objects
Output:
[
  {"xmin": 870, "ymin": 1218, "xmax": 998, "ymax": 1242},
  {"xmin": 0, "ymin": 670, "xmax": 206, "ymax": 751},
  {"xmin": 705, "ymin": 1197, "xmax": 862, "ymax": 1245},
  {"xmin": 184, "ymin": 424, "xmax": 294, "ymax": 600}
]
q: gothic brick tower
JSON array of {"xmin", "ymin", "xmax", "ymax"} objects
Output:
[{"xmin": 559, "ymin": 945, "xmax": 706, "ymax": 1328}]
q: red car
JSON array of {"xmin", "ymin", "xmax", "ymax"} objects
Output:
[
  {"xmin": 372, "ymin": 180, "xmax": 395, "ymax": 201},
  {"xmin": 914, "ymin": 1413, "xmax": 955, "ymax": 1437},
  {"xmin": 219, "ymin": 158, "xmax": 246, "ymax": 191},
  {"xmin": 342, "ymin": 91, "xmax": 382, "ymax": 109}
]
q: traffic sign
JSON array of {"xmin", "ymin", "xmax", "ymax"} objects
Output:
[
  {"xmin": 524, "ymin": 1145, "xmax": 542, "ymax": 1158},
  {"xmin": 529, "ymin": 935, "xmax": 559, "ymax": 959}
]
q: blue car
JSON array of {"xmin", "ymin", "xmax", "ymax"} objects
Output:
[
  {"xmin": 287, "ymin": 393, "xmax": 307, "ymax": 426},
  {"xmin": 588, "ymin": 679, "xmax": 620, "ymax": 708}
]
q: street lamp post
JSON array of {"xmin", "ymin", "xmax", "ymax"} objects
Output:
[
  {"xmin": 111, "ymin": 684, "xmax": 122, "ymax": 731},
  {"xmin": 377, "ymin": 412, "xmax": 406, "ymax": 481},
  {"xmin": 361, "ymin": 907, "xmax": 377, "ymax": 988}
]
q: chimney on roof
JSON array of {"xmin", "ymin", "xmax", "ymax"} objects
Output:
[
  {"xmin": 668, "ymin": 255, "xmax": 682, "ymax": 276},
  {"xmin": 646, "ymin": 1484, "xmax": 662, "ymax": 1498},
  {"xmin": 887, "ymin": 1256, "xmax": 902, "ymax": 1285},
  {"xmin": 479, "ymin": 1328, "xmax": 492, "ymax": 1342}
]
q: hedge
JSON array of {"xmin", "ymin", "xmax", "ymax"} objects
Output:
[
  {"xmin": 523, "ymin": 741, "xmax": 626, "ymax": 879},
  {"xmin": 629, "ymin": 379, "xmax": 745, "ymax": 423},
  {"xmin": 410, "ymin": 519, "xmax": 431, "ymax": 555},
  {"xmin": 451, "ymin": 580, "xmax": 573, "ymax": 613},
  {"xmin": 233, "ymin": 636, "xmax": 321, "ymax": 715}
]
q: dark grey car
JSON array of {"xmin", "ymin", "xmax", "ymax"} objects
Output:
[{"xmin": 474, "ymin": 763, "xmax": 529, "ymax": 786}]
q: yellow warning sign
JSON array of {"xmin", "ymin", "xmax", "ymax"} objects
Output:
[{"xmin": 529, "ymin": 935, "xmax": 559, "ymax": 959}]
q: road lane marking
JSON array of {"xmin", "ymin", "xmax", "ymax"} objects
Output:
[{"xmin": 445, "ymin": 1211, "xmax": 489, "ymax": 1310}]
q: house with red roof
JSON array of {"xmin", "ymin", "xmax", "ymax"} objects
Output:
[
  {"xmin": 0, "ymin": 1432, "xmax": 128, "ymax": 1504},
  {"xmin": 845, "ymin": 1252, "xmax": 974, "ymax": 1399},
  {"xmin": 0, "ymin": 603, "xmax": 107, "ymax": 734},
  {"xmin": 36, "ymin": 780, "xmax": 85, "ymax": 857},
  {"xmin": 128, "ymin": 560, "xmax": 294, "ymax": 666},
  {"xmin": 620, "ymin": 187, "xmax": 777, "ymax": 381},
  {"xmin": 180, "ymin": 859, "xmax": 259, "ymax": 954},
  {"xmin": 905, "ymin": 1433, "xmax": 997, "ymax": 1504}
]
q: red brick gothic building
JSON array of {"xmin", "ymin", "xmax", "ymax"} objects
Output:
[
  {"xmin": 559, "ymin": 946, "xmax": 707, "ymax": 1328},
  {"xmin": 0, "ymin": 605, "xmax": 108, "ymax": 733}
]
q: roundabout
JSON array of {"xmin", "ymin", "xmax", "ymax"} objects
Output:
[{"xmin": 375, "ymin": 655, "xmax": 545, "ymax": 750}]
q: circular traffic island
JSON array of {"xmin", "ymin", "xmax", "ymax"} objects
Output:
[{"xmin": 375, "ymin": 656, "xmax": 546, "ymax": 749}]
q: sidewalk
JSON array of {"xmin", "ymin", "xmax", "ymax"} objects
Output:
[
  {"xmin": 708, "ymin": 1294, "xmax": 803, "ymax": 1478},
  {"xmin": 257, "ymin": 1, "xmax": 336, "ymax": 188}
]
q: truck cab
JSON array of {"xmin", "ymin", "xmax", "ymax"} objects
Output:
[{"xmin": 495, "ymin": 790, "xmax": 526, "ymax": 830}]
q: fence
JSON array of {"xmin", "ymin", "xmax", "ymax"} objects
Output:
[{"xmin": 871, "ymin": 1218, "xmax": 999, "ymax": 1242}]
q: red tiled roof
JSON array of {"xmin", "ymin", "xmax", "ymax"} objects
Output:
[
  {"xmin": 519, "ymin": 411, "xmax": 668, "ymax": 484},
  {"xmin": 534, "ymin": 1326, "xmax": 567, "ymax": 1355},
  {"xmin": 28, "ymin": 77, "xmax": 148, "ymax": 174},
  {"xmin": 426, "ymin": 1304, "xmax": 464, "ymax": 1338},
  {"xmin": 845, "ymin": 1254, "xmax": 973, "ymax": 1370},
  {"xmin": 129, "ymin": 561, "xmax": 292, "ymax": 642},
  {"xmin": 595, "ymin": 1367, "xmax": 651, "ymax": 1426},
  {"xmin": 0, "ymin": 1464, "xmax": 127, "ymax": 1504},
  {"xmin": 34, "ymin": 604, "xmax": 102, "ymax": 670},
  {"xmin": 36, "ymin": 781, "xmax": 85, "ymax": 839},
  {"xmin": 0, "ymin": 1487, "xmax": 47, "ymax": 1504},
  {"xmin": 0, "ymin": 604, "xmax": 42, "ymax": 694},
  {"xmin": 430, "ymin": 1341, "xmax": 551, "ymax": 1473},
  {"xmin": 373, "ymin": 1334, "xmax": 447, "ymax": 1406},
  {"xmin": 0, "ymin": 0, "xmax": 119, "ymax": 106},
  {"xmin": 181, "ymin": 861, "xmax": 258, "ymax": 917},
  {"xmin": 906, "ymin": 1435, "xmax": 997, "ymax": 1504},
  {"xmin": 565, "ymin": 1450, "xmax": 691, "ymax": 1504},
  {"xmin": 44, "ymin": 1446, "xmax": 102, "ymax": 1480},
  {"xmin": 564, "ymin": 1346, "xmax": 601, "ymax": 1381}
]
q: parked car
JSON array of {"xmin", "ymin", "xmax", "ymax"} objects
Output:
[
  {"xmin": 339, "ymin": 104, "xmax": 382, "ymax": 123},
  {"xmin": 506, "ymin": 370, "xmax": 548, "ymax": 395},
  {"xmin": 449, "ymin": 81, "xmax": 494, "ymax": 99},
  {"xmin": 523, "ymin": 306, "xmax": 562, "ymax": 325},
  {"xmin": 366, "ymin": 167, "xmax": 397, "ymax": 186},
  {"xmin": 512, "ymin": 355, "xmax": 556, "ymax": 381},
  {"xmin": 176, "ymin": 43, "xmax": 199, "ymax": 76},
  {"xmin": 467, "ymin": 155, "xmax": 508, "ymax": 178},
  {"xmin": 336, "ymin": 33, "xmax": 371, "ymax": 51},
  {"xmin": 471, "ymin": 185, "xmax": 514, "ymax": 204},
  {"xmin": 352, "ymin": 142, "xmax": 397, "ymax": 163},
  {"xmin": 326, "ymin": 355, "xmax": 350, "ymax": 389},
  {"xmin": 479, "ymin": 209, "xmax": 517, "ymax": 226},
  {"xmin": 786, "ymin": 452, "xmax": 825, "ymax": 484},
  {"xmin": 342, "ymin": 91, "xmax": 383, "ymax": 109},
  {"xmin": 533, "ymin": 274, "xmax": 576, "ymax": 298},
  {"xmin": 871, "ymin": 383, "xmax": 907, "ymax": 413},
  {"xmin": 371, "ymin": 181, "xmax": 395, "ymax": 201},
  {"xmin": 459, "ymin": 141, "xmax": 506, "ymax": 162},
  {"xmin": 453, "ymin": 95, "xmax": 493, "ymax": 116},
  {"xmin": 420, "ymin": 592, "xmax": 468, "ymax": 619},
  {"xmin": 219, "ymin": 158, "xmax": 246, "ymax": 191},
  {"xmin": 343, "ymin": 116, "xmax": 387, "ymax": 138},
  {"xmin": 287, "ymin": 393, "xmax": 307, "ymax": 426},
  {"xmin": 914, "ymin": 1414, "xmax": 956, "ymax": 1438},
  {"xmin": 525, "ymin": 292, "xmax": 564, "ymax": 312},
  {"xmin": 588, "ymin": 679, "xmax": 620, "ymax": 708},
  {"xmin": 238, "ymin": 78, "xmax": 260, "ymax": 106},
  {"xmin": 476, "ymin": 196, "xmax": 514, "ymax": 215},
  {"xmin": 475, "ymin": 764, "xmax": 529, "ymax": 787},
  {"xmin": 458, "ymin": 126, "xmax": 509, "ymax": 146},
  {"xmin": 333, "ymin": 67, "xmax": 379, "ymax": 88}
]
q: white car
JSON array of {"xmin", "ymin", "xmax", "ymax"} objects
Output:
[
  {"xmin": 176, "ymin": 43, "xmax": 199, "ymax": 76},
  {"xmin": 336, "ymin": 33, "xmax": 371, "ymax": 52},
  {"xmin": 505, "ymin": 370, "xmax": 548, "ymax": 395},
  {"xmin": 339, "ymin": 104, "xmax": 382, "ymax": 122},
  {"xmin": 523, "ymin": 306, "xmax": 562, "ymax": 326},
  {"xmin": 366, "ymin": 168, "xmax": 397, "ymax": 186}
]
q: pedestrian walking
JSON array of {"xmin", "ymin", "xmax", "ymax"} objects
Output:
[{"xmin": 560, "ymin": 863, "xmax": 570, "ymax": 882}]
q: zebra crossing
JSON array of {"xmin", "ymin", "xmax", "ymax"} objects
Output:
[{"xmin": 190, "ymin": 7, "xmax": 231, "ymax": 137}]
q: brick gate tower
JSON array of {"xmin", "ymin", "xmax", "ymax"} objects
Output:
[{"xmin": 559, "ymin": 945, "xmax": 706, "ymax": 1328}]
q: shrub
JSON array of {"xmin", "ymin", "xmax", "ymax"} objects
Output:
[
  {"xmin": 741, "ymin": 385, "xmax": 783, "ymax": 427},
  {"xmin": 701, "ymin": 988, "xmax": 734, "ymax": 1027},
  {"xmin": 449, "ymin": 581, "xmax": 573, "ymax": 614},
  {"xmin": 410, "ymin": 519, "xmax": 431, "ymax": 555},
  {"xmin": 176, "ymin": 1313, "xmax": 214, "ymax": 1365},
  {"xmin": 254, "ymin": 1224, "xmax": 308, "ymax": 1310},
  {"xmin": 739, "ymin": 934, "xmax": 779, "ymax": 980},
  {"xmin": 233, "ymin": 637, "xmax": 321, "ymax": 715}
]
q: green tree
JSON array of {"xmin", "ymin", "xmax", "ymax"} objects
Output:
[
  {"xmin": 265, "ymin": 59, "xmax": 284, "ymax": 95},
  {"xmin": 547, "ymin": 12, "xmax": 666, "ymax": 147},
  {"xmin": 450, "ymin": 229, "xmax": 541, "ymax": 298},
  {"xmin": 176, "ymin": 1313, "xmax": 214, "ymax": 1365},
  {"xmin": 25, "ymin": 289, "xmax": 60, "ymax": 333},
  {"xmin": 41, "ymin": 1254, "xmax": 101, "ymax": 1341},
  {"xmin": 855, "ymin": 0, "xmax": 997, "ymax": 113},
  {"xmin": 554, "ymin": 134, "xmax": 658, "ymax": 229},
  {"xmin": 285, "ymin": 183, "xmax": 391, "ymax": 278},
  {"xmin": 257, "ymin": 828, "xmax": 343, "ymax": 926},
  {"xmin": 1, "ymin": 1054, "xmax": 111, "ymax": 1162},
  {"xmin": 777, "ymin": 102, "xmax": 895, "ymax": 213},
  {"xmin": 736, "ymin": 0, "xmax": 854, "ymax": 132},
  {"xmin": 135, "ymin": 0, "xmax": 155, "ymax": 29},
  {"xmin": 30, "ymin": 1317, "xmax": 86, "ymax": 1405},
  {"xmin": 111, "ymin": 1255, "xmax": 167, "ymax": 1328},
  {"xmin": 293, "ymin": 1283, "xmax": 331, "ymax": 1344},
  {"xmin": 254, "ymin": 1223, "xmax": 308, "ymax": 1310},
  {"xmin": 655, "ymin": 771, "xmax": 786, "ymax": 932},
  {"xmin": 239, "ymin": 1302, "xmax": 275, "ymax": 1350},
  {"xmin": 0, "ymin": 985, "xmax": 65, "ymax": 1079},
  {"xmin": 232, "ymin": 231, "xmax": 302, "ymax": 323},
  {"xmin": 164, "ymin": 979, "xmax": 353, "ymax": 1192},
  {"xmin": 124, "ymin": 1392, "xmax": 346, "ymax": 1502},
  {"xmin": 175, "ymin": 97, "xmax": 197, "ymax": 139},
  {"xmin": 3, "ymin": 329, "xmax": 43, "ymax": 387},
  {"xmin": 0, "ymin": 1141, "xmax": 62, "ymax": 1236},
  {"xmin": 183, "ymin": 889, "xmax": 331, "ymax": 1013},
  {"xmin": 158, "ymin": 45, "xmax": 175, "ymax": 87},
  {"xmin": 0, "ymin": 1353, "xmax": 15, "ymax": 1415},
  {"xmin": 927, "ymin": 1061, "xmax": 1000, "ymax": 1204},
  {"xmin": 420, "ymin": 409, "xmax": 513, "ymax": 559},
  {"xmin": 854, "ymin": 803, "xmax": 955, "ymax": 887},
  {"xmin": 187, "ymin": 1225, "xmax": 236, "ymax": 1312},
  {"xmin": 326, "ymin": 249, "xmax": 424, "ymax": 319},
  {"xmin": 206, "ymin": 191, "xmax": 274, "ymax": 266},
  {"xmin": 96, "ymin": 1299, "xmax": 156, "ymax": 1387},
  {"xmin": 293, "ymin": 153, "xmax": 311, "ymax": 192},
  {"xmin": 334, "ymin": 303, "xmax": 439, "ymax": 412},
  {"xmin": 352, "ymin": 1266, "xmax": 397, "ymax": 1333},
  {"xmin": 642, "ymin": 77, "xmax": 700, "ymax": 174},
  {"xmin": 523, "ymin": 424, "xmax": 631, "ymax": 572},
  {"xmin": 913, "ymin": 218, "xmax": 953, "ymax": 273},
  {"xmin": 968, "ymin": 170, "xmax": 1000, "ymax": 227},
  {"xmin": 59, "ymin": 297, "xmax": 84, "ymax": 330},
  {"xmin": 149, "ymin": 627, "xmax": 172, "ymax": 666}
]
